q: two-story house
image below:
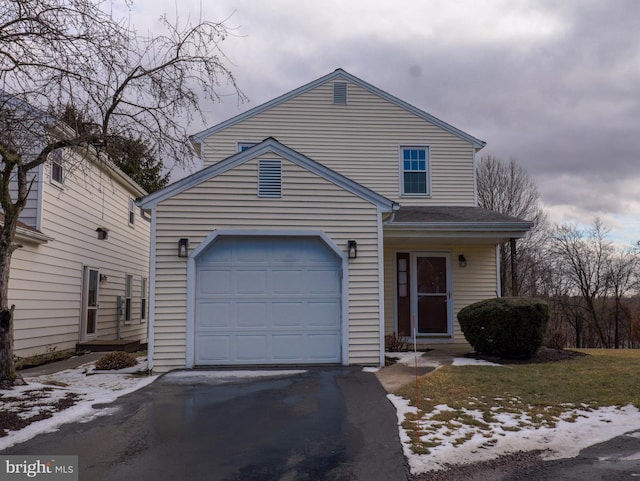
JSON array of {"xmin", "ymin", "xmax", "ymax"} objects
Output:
[
  {"xmin": 138, "ymin": 69, "xmax": 532, "ymax": 373},
  {"xmin": 7, "ymin": 136, "xmax": 151, "ymax": 365}
]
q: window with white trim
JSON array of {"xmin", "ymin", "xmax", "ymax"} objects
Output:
[
  {"xmin": 50, "ymin": 150, "xmax": 64, "ymax": 186},
  {"xmin": 258, "ymin": 160, "xmax": 282, "ymax": 198},
  {"xmin": 128, "ymin": 199, "xmax": 135, "ymax": 225},
  {"xmin": 124, "ymin": 275, "xmax": 132, "ymax": 323},
  {"xmin": 401, "ymin": 146, "xmax": 429, "ymax": 195},
  {"xmin": 140, "ymin": 277, "xmax": 147, "ymax": 323}
]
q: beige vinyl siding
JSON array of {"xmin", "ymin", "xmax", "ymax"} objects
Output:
[
  {"xmin": 152, "ymin": 156, "xmax": 382, "ymax": 372},
  {"xmin": 10, "ymin": 157, "xmax": 150, "ymax": 359},
  {"xmin": 383, "ymin": 241, "xmax": 497, "ymax": 344},
  {"xmin": 201, "ymin": 78, "xmax": 476, "ymax": 205}
]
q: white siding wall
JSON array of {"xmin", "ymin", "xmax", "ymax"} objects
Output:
[
  {"xmin": 10, "ymin": 156, "xmax": 150, "ymax": 359},
  {"xmin": 201, "ymin": 78, "xmax": 476, "ymax": 205},
  {"xmin": 4, "ymin": 167, "xmax": 42, "ymax": 229},
  {"xmin": 152, "ymin": 156, "xmax": 381, "ymax": 372},
  {"xmin": 383, "ymin": 242, "xmax": 497, "ymax": 344}
]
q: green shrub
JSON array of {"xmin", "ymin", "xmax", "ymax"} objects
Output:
[
  {"xmin": 95, "ymin": 351, "xmax": 138, "ymax": 370},
  {"xmin": 457, "ymin": 297, "xmax": 549, "ymax": 359}
]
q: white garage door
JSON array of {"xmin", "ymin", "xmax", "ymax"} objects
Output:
[{"xmin": 195, "ymin": 236, "xmax": 342, "ymax": 365}]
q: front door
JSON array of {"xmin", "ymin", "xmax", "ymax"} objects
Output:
[
  {"xmin": 82, "ymin": 267, "xmax": 100, "ymax": 340},
  {"xmin": 397, "ymin": 253, "xmax": 452, "ymax": 337}
]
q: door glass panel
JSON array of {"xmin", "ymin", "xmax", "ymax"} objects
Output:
[
  {"xmin": 86, "ymin": 309, "xmax": 96, "ymax": 335},
  {"xmin": 416, "ymin": 256, "xmax": 448, "ymax": 334},
  {"xmin": 85, "ymin": 268, "xmax": 99, "ymax": 336},
  {"xmin": 418, "ymin": 296, "xmax": 448, "ymax": 333},
  {"xmin": 417, "ymin": 257, "xmax": 446, "ymax": 293}
]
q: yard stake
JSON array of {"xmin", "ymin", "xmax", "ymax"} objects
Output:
[{"xmin": 413, "ymin": 315, "xmax": 422, "ymax": 450}]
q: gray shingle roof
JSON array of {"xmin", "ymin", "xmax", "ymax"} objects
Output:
[{"xmin": 391, "ymin": 206, "xmax": 530, "ymax": 224}]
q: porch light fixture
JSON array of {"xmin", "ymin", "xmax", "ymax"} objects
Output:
[
  {"xmin": 178, "ymin": 238, "xmax": 189, "ymax": 258},
  {"xmin": 458, "ymin": 254, "xmax": 467, "ymax": 268},
  {"xmin": 96, "ymin": 227, "xmax": 109, "ymax": 240},
  {"xmin": 99, "ymin": 274, "xmax": 109, "ymax": 283},
  {"xmin": 347, "ymin": 240, "xmax": 358, "ymax": 259}
]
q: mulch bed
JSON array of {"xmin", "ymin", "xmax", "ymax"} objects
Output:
[{"xmin": 467, "ymin": 347, "xmax": 586, "ymax": 365}]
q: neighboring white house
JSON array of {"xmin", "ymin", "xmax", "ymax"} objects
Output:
[
  {"xmin": 5, "ymin": 142, "xmax": 151, "ymax": 364},
  {"xmin": 138, "ymin": 69, "xmax": 532, "ymax": 373}
]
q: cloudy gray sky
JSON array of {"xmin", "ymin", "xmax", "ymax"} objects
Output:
[{"xmin": 132, "ymin": 0, "xmax": 640, "ymax": 243}]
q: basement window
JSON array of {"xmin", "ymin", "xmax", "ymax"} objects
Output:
[
  {"xmin": 258, "ymin": 160, "xmax": 282, "ymax": 198},
  {"xmin": 333, "ymin": 82, "xmax": 347, "ymax": 105}
]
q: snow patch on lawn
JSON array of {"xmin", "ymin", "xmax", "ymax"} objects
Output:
[
  {"xmin": 385, "ymin": 351, "xmax": 443, "ymax": 368},
  {"xmin": 387, "ymin": 393, "xmax": 640, "ymax": 474},
  {"xmin": 451, "ymin": 358, "xmax": 502, "ymax": 367},
  {"xmin": 0, "ymin": 357, "xmax": 157, "ymax": 450}
]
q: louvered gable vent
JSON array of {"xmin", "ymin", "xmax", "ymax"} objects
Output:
[
  {"xmin": 258, "ymin": 160, "xmax": 282, "ymax": 197},
  {"xmin": 333, "ymin": 82, "xmax": 347, "ymax": 105}
]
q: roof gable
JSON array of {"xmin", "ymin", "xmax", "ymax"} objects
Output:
[
  {"xmin": 138, "ymin": 137, "xmax": 397, "ymax": 211},
  {"xmin": 190, "ymin": 69, "xmax": 486, "ymax": 150}
]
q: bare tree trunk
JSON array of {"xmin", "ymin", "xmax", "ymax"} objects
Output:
[{"xmin": 0, "ymin": 233, "xmax": 19, "ymax": 386}]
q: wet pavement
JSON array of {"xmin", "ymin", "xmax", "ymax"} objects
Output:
[{"xmin": 4, "ymin": 367, "xmax": 408, "ymax": 481}]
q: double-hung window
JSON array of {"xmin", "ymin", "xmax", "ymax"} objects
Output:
[
  {"xmin": 140, "ymin": 277, "xmax": 147, "ymax": 323},
  {"xmin": 50, "ymin": 150, "xmax": 64, "ymax": 186},
  {"xmin": 128, "ymin": 199, "xmax": 136, "ymax": 225},
  {"xmin": 124, "ymin": 275, "xmax": 132, "ymax": 323},
  {"xmin": 401, "ymin": 146, "xmax": 429, "ymax": 195}
]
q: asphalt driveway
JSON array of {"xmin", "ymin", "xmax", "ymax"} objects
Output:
[{"xmin": 4, "ymin": 367, "xmax": 408, "ymax": 481}]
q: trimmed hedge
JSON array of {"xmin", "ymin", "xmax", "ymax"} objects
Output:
[{"xmin": 457, "ymin": 297, "xmax": 549, "ymax": 359}]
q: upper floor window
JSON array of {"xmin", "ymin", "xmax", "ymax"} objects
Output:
[
  {"xmin": 50, "ymin": 149, "xmax": 64, "ymax": 186},
  {"xmin": 238, "ymin": 142, "xmax": 257, "ymax": 152},
  {"xmin": 401, "ymin": 146, "xmax": 430, "ymax": 196},
  {"xmin": 128, "ymin": 199, "xmax": 135, "ymax": 225}
]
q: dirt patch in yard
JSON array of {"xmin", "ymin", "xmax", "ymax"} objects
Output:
[
  {"xmin": 0, "ymin": 388, "xmax": 80, "ymax": 437},
  {"xmin": 410, "ymin": 450, "xmax": 547, "ymax": 481}
]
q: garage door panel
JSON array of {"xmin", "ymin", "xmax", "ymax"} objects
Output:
[
  {"xmin": 307, "ymin": 269, "xmax": 341, "ymax": 294},
  {"xmin": 236, "ymin": 271, "xmax": 267, "ymax": 295},
  {"xmin": 271, "ymin": 335, "xmax": 303, "ymax": 361},
  {"xmin": 306, "ymin": 334, "xmax": 340, "ymax": 360},
  {"xmin": 236, "ymin": 303, "xmax": 268, "ymax": 328},
  {"xmin": 197, "ymin": 335, "xmax": 231, "ymax": 362},
  {"xmin": 236, "ymin": 335, "xmax": 268, "ymax": 361},
  {"xmin": 195, "ymin": 236, "xmax": 342, "ymax": 365},
  {"xmin": 236, "ymin": 244, "xmax": 269, "ymax": 263},
  {"xmin": 306, "ymin": 301, "xmax": 341, "ymax": 328},
  {"xmin": 271, "ymin": 270, "xmax": 304, "ymax": 295},
  {"xmin": 197, "ymin": 302, "xmax": 231, "ymax": 328},
  {"xmin": 198, "ymin": 269, "xmax": 231, "ymax": 295},
  {"xmin": 272, "ymin": 302, "xmax": 304, "ymax": 327}
]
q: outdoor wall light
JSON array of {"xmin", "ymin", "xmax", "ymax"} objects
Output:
[
  {"xmin": 178, "ymin": 238, "xmax": 189, "ymax": 258},
  {"xmin": 348, "ymin": 240, "xmax": 358, "ymax": 259},
  {"xmin": 96, "ymin": 227, "xmax": 109, "ymax": 240},
  {"xmin": 99, "ymin": 274, "xmax": 109, "ymax": 283},
  {"xmin": 458, "ymin": 254, "xmax": 467, "ymax": 268}
]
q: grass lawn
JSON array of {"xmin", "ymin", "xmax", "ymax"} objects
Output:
[{"xmin": 395, "ymin": 349, "xmax": 640, "ymax": 454}]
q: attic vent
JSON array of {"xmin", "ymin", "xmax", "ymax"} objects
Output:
[
  {"xmin": 258, "ymin": 160, "xmax": 282, "ymax": 198},
  {"xmin": 333, "ymin": 82, "xmax": 347, "ymax": 105}
]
